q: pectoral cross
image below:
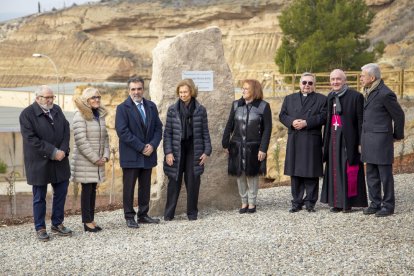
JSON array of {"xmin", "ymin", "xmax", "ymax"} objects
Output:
[{"xmin": 333, "ymin": 120, "xmax": 339, "ymax": 131}]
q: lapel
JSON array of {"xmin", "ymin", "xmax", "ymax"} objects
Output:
[
  {"xmin": 364, "ymin": 89, "xmax": 379, "ymax": 109},
  {"xmin": 142, "ymin": 98, "xmax": 152, "ymax": 135},
  {"xmin": 300, "ymin": 92, "xmax": 316, "ymax": 115},
  {"xmin": 126, "ymin": 97, "xmax": 145, "ymax": 132}
]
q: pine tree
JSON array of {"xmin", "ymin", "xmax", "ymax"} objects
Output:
[{"xmin": 275, "ymin": 0, "xmax": 383, "ymax": 73}]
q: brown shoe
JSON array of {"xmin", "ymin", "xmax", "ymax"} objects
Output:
[
  {"xmin": 51, "ymin": 224, "xmax": 73, "ymax": 236},
  {"xmin": 36, "ymin": 229, "xmax": 50, "ymax": 242}
]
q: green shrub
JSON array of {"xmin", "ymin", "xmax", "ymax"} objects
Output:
[{"xmin": 0, "ymin": 159, "xmax": 7, "ymax": 174}]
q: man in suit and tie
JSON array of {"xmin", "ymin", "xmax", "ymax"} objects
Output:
[
  {"xmin": 279, "ymin": 72, "xmax": 327, "ymax": 213},
  {"xmin": 115, "ymin": 76, "xmax": 163, "ymax": 228},
  {"xmin": 360, "ymin": 63, "xmax": 405, "ymax": 217}
]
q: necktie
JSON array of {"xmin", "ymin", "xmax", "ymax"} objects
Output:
[{"xmin": 137, "ymin": 103, "xmax": 146, "ymax": 124}]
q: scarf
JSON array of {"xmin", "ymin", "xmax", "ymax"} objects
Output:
[
  {"xmin": 333, "ymin": 84, "xmax": 348, "ymax": 115},
  {"xmin": 363, "ymin": 79, "xmax": 381, "ymax": 100},
  {"xmin": 179, "ymin": 98, "xmax": 195, "ymax": 141},
  {"xmin": 92, "ymin": 108, "xmax": 100, "ymax": 121}
]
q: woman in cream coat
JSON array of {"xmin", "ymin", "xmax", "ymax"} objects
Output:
[{"xmin": 71, "ymin": 87, "xmax": 110, "ymax": 232}]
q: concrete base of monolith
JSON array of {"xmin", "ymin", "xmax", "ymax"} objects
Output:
[{"xmin": 149, "ymin": 26, "xmax": 240, "ymax": 217}]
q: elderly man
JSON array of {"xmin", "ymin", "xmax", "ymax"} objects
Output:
[
  {"xmin": 279, "ymin": 72, "xmax": 327, "ymax": 213},
  {"xmin": 19, "ymin": 85, "xmax": 72, "ymax": 241},
  {"xmin": 115, "ymin": 76, "xmax": 163, "ymax": 228},
  {"xmin": 360, "ymin": 63, "xmax": 405, "ymax": 217},
  {"xmin": 320, "ymin": 69, "xmax": 367, "ymax": 213}
]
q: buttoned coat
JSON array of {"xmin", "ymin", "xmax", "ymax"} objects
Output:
[
  {"xmin": 19, "ymin": 102, "xmax": 71, "ymax": 186},
  {"xmin": 279, "ymin": 92, "xmax": 327, "ymax": 177},
  {"xmin": 361, "ymin": 81, "xmax": 405, "ymax": 165},
  {"xmin": 163, "ymin": 99, "xmax": 212, "ymax": 180},
  {"xmin": 115, "ymin": 97, "xmax": 163, "ymax": 169},
  {"xmin": 70, "ymin": 98, "xmax": 110, "ymax": 183}
]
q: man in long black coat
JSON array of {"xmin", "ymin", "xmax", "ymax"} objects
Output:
[
  {"xmin": 279, "ymin": 73, "xmax": 327, "ymax": 213},
  {"xmin": 360, "ymin": 63, "xmax": 405, "ymax": 217},
  {"xmin": 19, "ymin": 85, "xmax": 72, "ymax": 241},
  {"xmin": 320, "ymin": 69, "xmax": 368, "ymax": 212}
]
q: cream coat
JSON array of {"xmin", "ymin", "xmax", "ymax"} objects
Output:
[{"xmin": 70, "ymin": 97, "xmax": 110, "ymax": 183}]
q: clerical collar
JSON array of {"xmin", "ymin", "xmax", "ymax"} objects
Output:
[{"xmin": 302, "ymin": 93, "xmax": 308, "ymax": 97}]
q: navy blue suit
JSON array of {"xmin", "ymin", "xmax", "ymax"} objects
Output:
[{"xmin": 115, "ymin": 97, "xmax": 162, "ymax": 219}]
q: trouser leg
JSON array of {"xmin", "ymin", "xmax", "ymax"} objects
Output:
[
  {"xmin": 164, "ymin": 173, "xmax": 183, "ymax": 219},
  {"xmin": 237, "ymin": 174, "xmax": 249, "ymax": 205},
  {"xmin": 137, "ymin": 168, "xmax": 152, "ymax": 218},
  {"xmin": 378, "ymin": 164, "xmax": 395, "ymax": 211},
  {"xmin": 122, "ymin": 168, "xmax": 138, "ymax": 219},
  {"xmin": 183, "ymin": 141, "xmax": 200, "ymax": 219},
  {"xmin": 290, "ymin": 176, "xmax": 305, "ymax": 208},
  {"xmin": 304, "ymin": 177, "xmax": 319, "ymax": 208},
  {"xmin": 246, "ymin": 175, "xmax": 259, "ymax": 205},
  {"xmin": 32, "ymin": 185, "xmax": 48, "ymax": 231},
  {"xmin": 51, "ymin": 180, "xmax": 69, "ymax": 227},
  {"xmin": 81, "ymin": 183, "xmax": 92, "ymax": 223},
  {"xmin": 366, "ymin": 163, "xmax": 382, "ymax": 209},
  {"xmin": 90, "ymin": 183, "xmax": 97, "ymax": 222}
]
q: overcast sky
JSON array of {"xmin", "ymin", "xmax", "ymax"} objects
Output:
[{"xmin": 0, "ymin": 0, "xmax": 100, "ymax": 22}]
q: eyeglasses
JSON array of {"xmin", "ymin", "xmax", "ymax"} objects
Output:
[
  {"xmin": 90, "ymin": 96, "xmax": 101, "ymax": 100},
  {"xmin": 241, "ymin": 87, "xmax": 249, "ymax": 91},
  {"xmin": 301, "ymin": 81, "xmax": 314, "ymax": 86},
  {"xmin": 39, "ymin": 95, "xmax": 56, "ymax": 100},
  {"xmin": 130, "ymin": 87, "xmax": 143, "ymax": 91}
]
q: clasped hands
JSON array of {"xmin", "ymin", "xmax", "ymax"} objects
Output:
[
  {"xmin": 292, "ymin": 119, "xmax": 307, "ymax": 130},
  {"xmin": 165, "ymin": 153, "xmax": 208, "ymax": 166},
  {"xmin": 142, "ymin": 144, "xmax": 154, "ymax": 156}
]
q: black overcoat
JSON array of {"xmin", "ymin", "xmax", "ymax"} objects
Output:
[
  {"xmin": 163, "ymin": 99, "xmax": 212, "ymax": 180},
  {"xmin": 279, "ymin": 92, "xmax": 327, "ymax": 177},
  {"xmin": 323, "ymin": 88, "xmax": 364, "ymax": 165},
  {"xmin": 19, "ymin": 102, "xmax": 71, "ymax": 186},
  {"xmin": 361, "ymin": 81, "xmax": 405, "ymax": 165}
]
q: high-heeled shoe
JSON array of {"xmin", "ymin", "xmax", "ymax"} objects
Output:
[{"xmin": 84, "ymin": 223, "xmax": 99, "ymax": 232}]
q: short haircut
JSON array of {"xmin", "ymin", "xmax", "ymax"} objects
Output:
[
  {"xmin": 330, "ymin": 69, "xmax": 347, "ymax": 80},
  {"xmin": 243, "ymin": 79, "xmax": 263, "ymax": 100},
  {"xmin": 300, "ymin": 72, "xmax": 316, "ymax": 83},
  {"xmin": 127, "ymin": 76, "xmax": 144, "ymax": 88},
  {"xmin": 176, "ymin": 79, "xmax": 198, "ymax": 98},
  {"xmin": 34, "ymin": 85, "xmax": 52, "ymax": 97},
  {"xmin": 361, "ymin": 63, "xmax": 381, "ymax": 80}
]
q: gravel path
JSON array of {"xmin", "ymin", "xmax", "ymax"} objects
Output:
[{"xmin": 1, "ymin": 174, "xmax": 413, "ymax": 275}]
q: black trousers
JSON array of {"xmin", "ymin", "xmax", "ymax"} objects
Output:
[
  {"xmin": 164, "ymin": 140, "xmax": 200, "ymax": 220},
  {"xmin": 81, "ymin": 183, "xmax": 97, "ymax": 223},
  {"xmin": 291, "ymin": 176, "xmax": 319, "ymax": 208},
  {"xmin": 122, "ymin": 168, "xmax": 152, "ymax": 220},
  {"xmin": 366, "ymin": 163, "xmax": 395, "ymax": 211}
]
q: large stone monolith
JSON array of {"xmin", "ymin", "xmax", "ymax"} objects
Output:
[{"xmin": 149, "ymin": 26, "xmax": 240, "ymax": 216}]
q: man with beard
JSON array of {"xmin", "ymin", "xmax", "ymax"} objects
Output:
[
  {"xmin": 279, "ymin": 72, "xmax": 327, "ymax": 213},
  {"xmin": 360, "ymin": 63, "xmax": 405, "ymax": 217},
  {"xmin": 115, "ymin": 76, "xmax": 163, "ymax": 228},
  {"xmin": 19, "ymin": 85, "xmax": 72, "ymax": 241},
  {"xmin": 320, "ymin": 69, "xmax": 368, "ymax": 213}
]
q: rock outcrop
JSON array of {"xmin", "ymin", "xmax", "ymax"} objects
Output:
[{"xmin": 149, "ymin": 27, "xmax": 240, "ymax": 215}]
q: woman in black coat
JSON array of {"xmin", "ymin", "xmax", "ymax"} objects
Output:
[
  {"xmin": 222, "ymin": 79, "xmax": 272, "ymax": 214},
  {"xmin": 163, "ymin": 79, "xmax": 212, "ymax": 221}
]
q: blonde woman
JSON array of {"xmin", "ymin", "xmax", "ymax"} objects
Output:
[{"xmin": 71, "ymin": 87, "xmax": 110, "ymax": 232}]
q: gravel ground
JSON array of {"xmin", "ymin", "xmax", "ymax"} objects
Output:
[{"xmin": 1, "ymin": 174, "xmax": 413, "ymax": 275}]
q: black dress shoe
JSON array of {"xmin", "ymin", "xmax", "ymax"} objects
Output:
[
  {"xmin": 84, "ymin": 224, "xmax": 99, "ymax": 233},
  {"xmin": 94, "ymin": 225, "xmax": 103, "ymax": 231},
  {"xmin": 126, "ymin": 219, "xmax": 139, "ymax": 228},
  {"xmin": 51, "ymin": 224, "xmax": 73, "ymax": 236},
  {"xmin": 239, "ymin": 206, "xmax": 248, "ymax": 214},
  {"xmin": 330, "ymin": 207, "xmax": 342, "ymax": 213},
  {"xmin": 363, "ymin": 206, "xmax": 380, "ymax": 215},
  {"xmin": 289, "ymin": 206, "xmax": 302, "ymax": 213},
  {"xmin": 342, "ymin": 208, "xmax": 352, "ymax": 213},
  {"xmin": 164, "ymin": 216, "xmax": 173, "ymax": 221},
  {"xmin": 36, "ymin": 229, "xmax": 50, "ymax": 242},
  {"xmin": 306, "ymin": 207, "xmax": 316, "ymax": 212},
  {"xmin": 375, "ymin": 208, "xmax": 394, "ymax": 217},
  {"xmin": 138, "ymin": 216, "xmax": 160, "ymax": 224},
  {"xmin": 188, "ymin": 217, "xmax": 198, "ymax": 221},
  {"xmin": 248, "ymin": 206, "xmax": 256, "ymax": 213}
]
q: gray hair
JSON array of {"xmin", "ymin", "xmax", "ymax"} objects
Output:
[
  {"xmin": 330, "ymin": 69, "xmax": 347, "ymax": 81},
  {"xmin": 361, "ymin": 63, "xmax": 381, "ymax": 80},
  {"xmin": 300, "ymin": 72, "xmax": 315, "ymax": 83},
  {"xmin": 34, "ymin": 85, "xmax": 53, "ymax": 97}
]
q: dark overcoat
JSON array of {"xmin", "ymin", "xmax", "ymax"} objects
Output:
[
  {"xmin": 19, "ymin": 102, "xmax": 71, "ymax": 186},
  {"xmin": 163, "ymin": 99, "xmax": 212, "ymax": 180},
  {"xmin": 279, "ymin": 92, "xmax": 327, "ymax": 177},
  {"xmin": 222, "ymin": 98, "xmax": 272, "ymax": 176},
  {"xmin": 115, "ymin": 97, "xmax": 163, "ymax": 169},
  {"xmin": 361, "ymin": 81, "xmax": 405, "ymax": 165},
  {"xmin": 323, "ymin": 88, "xmax": 364, "ymax": 165}
]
